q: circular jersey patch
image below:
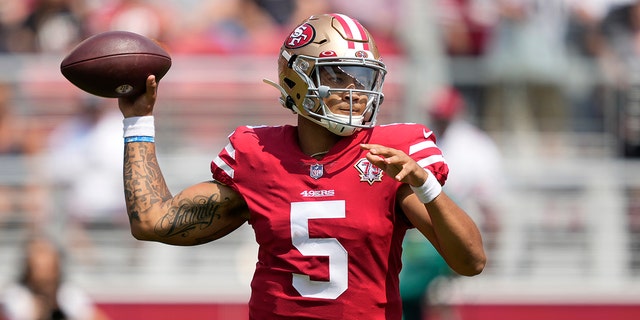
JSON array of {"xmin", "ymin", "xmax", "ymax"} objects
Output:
[{"xmin": 285, "ymin": 23, "xmax": 315, "ymax": 49}]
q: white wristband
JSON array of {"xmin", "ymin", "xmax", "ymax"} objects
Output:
[
  {"xmin": 123, "ymin": 116, "xmax": 155, "ymax": 138},
  {"xmin": 410, "ymin": 169, "xmax": 442, "ymax": 203}
]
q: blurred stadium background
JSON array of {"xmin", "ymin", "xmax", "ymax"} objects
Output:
[{"xmin": 2, "ymin": 0, "xmax": 640, "ymax": 319}]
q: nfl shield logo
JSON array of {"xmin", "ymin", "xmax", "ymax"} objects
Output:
[{"xmin": 310, "ymin": 163, "xmax": 324, "ymax": 179}]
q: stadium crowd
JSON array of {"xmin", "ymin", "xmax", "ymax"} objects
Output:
[{"xmin": 0, "ymin": 0, "xmax": 637, "ymax": 151}]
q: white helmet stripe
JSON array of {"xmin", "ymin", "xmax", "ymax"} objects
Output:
[{"xmin": 330, "ymin": 13, "xmax": 370, "ymax": 51}]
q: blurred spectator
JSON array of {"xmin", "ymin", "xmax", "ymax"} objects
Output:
[
  {"xmin": 8, "ymin": 0, "xmax": 87, "ymax": 53},
  {"xmin": 0, "ymin": 84, "xmax": 37, "ymax": 154},
  {"xmin": 45, "ymin": 97, "xmax": 125, "ymax": 263},
  {"xmin": 598, "ymin": 1, "xmax": 640, "ymax": 280},
  {"xmin": 1, "ymin": 234, "xmax": 109, "ymax": 320},
  {"xmin": 436, "ymin": 0, "xmax": 496, "ymax": 57},
  {"xmin": 173, "ymin": 0, "xmax": 330, "ymax": 54},
  {"xmin": 86, "ymin": 0, "xmax": 177, "ymax": 44},
  {"xmin": 0, "ymin": 82, "xmax": 46, "ymax": 228},
  {"xmin": 0, "ymin": 0, "xmax": 30, "ymax": 52},
  {"xmin": 599, "ymin": 0, "xmax": 640, "ymax": 157},
  {"xmin": 426, "ymin": 86, "xmax": 503, "ymax": 250},
  {"xmin": 483, "ymin": 0, "xmax": 571, "ymax": 134},
  {"xmin": 285, "ymin": 0, "xmax": 333, "ymax": 26},
  {"xmin": 401, "ymin": 86, "xmax": 504, "ymax": 320},
  {"xmin": 563, "ymin": 1, "xmax": 612, "ymax": 133},
  {"xmin": 251, "ymin": 0, "xmax": 298, "ymax": 25},
  {"xmin": 434, "ymin": 0, "xmax": 498, "ymax": 124}
]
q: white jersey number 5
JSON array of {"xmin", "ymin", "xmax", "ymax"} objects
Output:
[{"xmin": 290, "ymin": 200, "xmax": 348, "ymax": 299}]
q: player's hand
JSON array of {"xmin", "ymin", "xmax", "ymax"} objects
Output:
[
  {"xmin": 360, "ymin": 144, "xmax": 428, "ymax": 187},
  {"xmin": 118, "ymin": 75, "xmax": 157, "ymax": 118}
]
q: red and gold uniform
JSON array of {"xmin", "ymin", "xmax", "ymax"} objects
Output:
[{"xmin": 211, "ymin": 123, "xmax": 447, "ymax": 320}]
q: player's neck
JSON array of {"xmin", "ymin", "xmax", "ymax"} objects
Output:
[{"xmin": 297, "ymin": 116, "xmax": 341, "ymax": 159}]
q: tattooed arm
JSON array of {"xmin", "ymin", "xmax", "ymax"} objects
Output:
[{"xmin": 119, "ymin": 76, "xmax": 249, "ymax": 246}]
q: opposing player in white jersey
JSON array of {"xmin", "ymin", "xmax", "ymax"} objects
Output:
[{"xmin": 118, "ymin": 13, "xmax": 486, "ymax": 320}]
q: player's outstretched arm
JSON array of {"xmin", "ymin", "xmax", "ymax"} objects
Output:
[
  {"xmin": 118, "ymin": 76, "xmax": 249, "ymax": 246},
  {"xmin": 124, "ymin": 142, "xmax": 249, "ymax": 245},
  {"xmin": 361, "ymin": 143, "xmax": 486, "ymax": 276}
]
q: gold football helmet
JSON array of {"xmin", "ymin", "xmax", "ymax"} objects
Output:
[{"xmin": 264, "ymin": 13, "xmax": 387, "ymax": 136}]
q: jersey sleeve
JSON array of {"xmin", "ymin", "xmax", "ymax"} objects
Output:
[
  {"xmin": 405, "ymin": 124, "xmax": 449, "ymax": 186},
  {"xmin": 210, "ymin": 127, "xmax": 245, "ymax": 192}
]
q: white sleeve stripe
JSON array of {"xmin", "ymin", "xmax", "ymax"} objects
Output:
[
  {"xmin": 409, "ymin": 140, "xmax": 437, "ymax": 155},
  {"xmin": 224, "ymin": 143, "xmax": 236, "ymax": 159},
  {"xmin": 417, "ymin": 155, "xmax": 446, "ymax": 168},
  {"xmin": 213, "ymin": 156, "xmax": 234, "ymax": 179}
]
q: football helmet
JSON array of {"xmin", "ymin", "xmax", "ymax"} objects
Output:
[{"xmin": 264, "ymin": 13, "xmax": 387, "ymax": 136}]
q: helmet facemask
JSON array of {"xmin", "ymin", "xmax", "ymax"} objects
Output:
[{"xmin": 289, "ymin": 55, "xmax": 386, "ymax": 136}]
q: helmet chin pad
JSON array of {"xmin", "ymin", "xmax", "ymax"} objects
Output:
[
  {"xmin": 300, "ymin": 94, "xmax": 367, "ymax": 136},
  {"xmin": 320, "ymin": 111, "xmax": 364, "ymax": 136}
]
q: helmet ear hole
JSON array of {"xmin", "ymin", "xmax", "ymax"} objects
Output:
[{"xmin": 284, "ymin": 78, "xmax": 296, "ymax": 89}]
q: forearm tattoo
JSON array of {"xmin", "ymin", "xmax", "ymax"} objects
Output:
[
  {"xmin": 124, "ymin": 143, "xmax": 234, "ymax": 242},
  {"xmin": 155, "ymin": 194, "xmax": 223, "ymax": 238},
  {"xmin": 123, "ymin": 142, "xmax": 171, "ymax": 223}
]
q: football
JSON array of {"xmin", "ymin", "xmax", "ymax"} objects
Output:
[{"xmin": 60, "ymin": 31, "xmax": 172, "ymax": 98}]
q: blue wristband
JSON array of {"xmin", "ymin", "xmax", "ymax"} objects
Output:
[{"xmin": 124, "ymin": 136, "xmax": 155, "ymax": 143}]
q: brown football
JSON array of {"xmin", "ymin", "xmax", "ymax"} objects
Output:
[{"xmin": 60, "ymin": 31, "xmax": 171, "ymax": 98}]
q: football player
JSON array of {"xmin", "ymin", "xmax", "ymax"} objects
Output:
[{"xmin": 118, "ymin": 13, "xmax": 486, "ymax": 320}]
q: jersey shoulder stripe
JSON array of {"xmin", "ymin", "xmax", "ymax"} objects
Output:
[
  {"xmin": 369, "ymin": 123, "xmax": 448, "ymax": 185},
  {"xmin": 211, "ymin": 125, "xmax": 292, "ymax": 187}
]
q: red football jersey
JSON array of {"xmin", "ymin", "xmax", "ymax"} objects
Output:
[{"xmin": 210, "ymin": 123, "xmax": 448, "ymax": 320}]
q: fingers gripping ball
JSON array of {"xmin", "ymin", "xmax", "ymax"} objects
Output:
[{"xmin": 60, "ymin": 31, "xmax": 171, "ymax": 98}]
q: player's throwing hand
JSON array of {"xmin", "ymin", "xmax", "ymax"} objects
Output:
[{"xmin": 118, "ymin": 75, "xmax": 157, "ymax": 118}]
